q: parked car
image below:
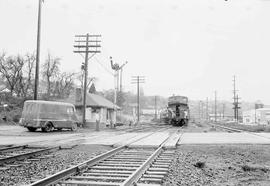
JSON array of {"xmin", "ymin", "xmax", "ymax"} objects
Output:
[{"xmin": 20, "ymin": 100, "xmax": 79, "ymax": 132}]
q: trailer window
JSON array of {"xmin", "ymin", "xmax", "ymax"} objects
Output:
[{"xmin": 67, "ymin": 107, "xmax": 74, "ymax": 114}]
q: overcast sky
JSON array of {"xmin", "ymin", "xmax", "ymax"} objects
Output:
[{"xmin": 0, "ymin": 0, "xmax": 270, "ymax": 104}]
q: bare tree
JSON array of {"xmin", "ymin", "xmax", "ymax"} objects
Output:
[
  {"xmin": 76, "ymin": 70, "xmax": 96, "ymax": 90},
  {"xmin": 0, "ymin": 53, "xmax": 24, "ymax": 96},
  {"xmin": 42, "ymin": 53, "xmax": 60, "ymax": 96},
  {"xmin": 53, "ymin": 72, "xmax": 75, "ymax": 98},
  {"xmin": 17, "ymin": 53, "xmax": 35, "ymax": 97}
]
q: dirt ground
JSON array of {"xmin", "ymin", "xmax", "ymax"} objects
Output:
[
  {"xmin": 0, "ymin": 144, "xmax": 112, "ymax": 186},
  {"xmin": 163, "ymin": 145, "xmax": 270, "ymax": 186}
]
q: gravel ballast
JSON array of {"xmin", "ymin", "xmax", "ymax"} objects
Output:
[
  {"xmin": 163, "ymin": 145, "xmax": 270, "ymax": 186},
  {"xmin": 0, "ymin": 144, "xmax": 112, "ymax": 186}
]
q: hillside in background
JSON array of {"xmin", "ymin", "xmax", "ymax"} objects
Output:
[{"xmin": 99, "ymin": 89, "xmax": 267, "ymax": 121}]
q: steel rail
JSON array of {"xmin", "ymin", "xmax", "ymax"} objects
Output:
[
  {"xmin": 29, "ymin": 146, "xmax": 125, "ymax": 186},
  {"xmin": 0, "ymin": 145, "xmax": 28, "ymax": 153},
  {"xmin": 0, "ymin": 146, "xmax": 59, "ymax": 165},
  {"xmin": 29, "ymin": 126, "xmax": 174, "ymax": 186},
  {"xmin": 120, "ymin": 136, "xmax": 170, "ymax": 186},
  {"xmin": 213, "ymin": 124, "xmax": 242, "ymax": 132},
  {"xmin": 212, "ymin": 123, "xmax": 270, "ymax": 140}
]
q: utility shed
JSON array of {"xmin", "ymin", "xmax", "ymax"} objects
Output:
[
  {"xmin": 60, "ymin": 89, "xmax": 120, "ymax": 128},
  {"xmin": 243, "ymin": 108, "xmax": 270, "ymax": 125}
]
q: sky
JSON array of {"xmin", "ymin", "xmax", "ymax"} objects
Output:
[{"xmin": 0, "ymin": 0, "xmax": 270, "ymax": 104}]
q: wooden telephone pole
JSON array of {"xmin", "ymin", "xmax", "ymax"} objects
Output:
[
  {"xmin": 233, "ymin": 75, "xmax": 241, "ymax": 122},
  {"xmin": 206, "ymin": 97, "xmax": 209, "ymax": 122},
  {"xmin": 131, "ymin": 76, "xmax": 145, "ymax": 124},
  {"xmin": 214, "ymin": 91, "xmax": 217, "ymax": 123},
  {"xmin": 74, "ymin": 34, "xmax": 101, "ymax": 126},
  {"xmin": 34, "ymin": 0, "xmax": 44, "ymax": 100},
  {"xmin": 154, "ymin": 96, "xmax": 157, "ymax": 120}
]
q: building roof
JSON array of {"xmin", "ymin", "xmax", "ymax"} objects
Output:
[
  {"xmin": 243, "ymin": 108, "xmax": 270, "ymax": 113},
  {"xmin": 60, "ymin": 91, "xmax": 120, "ymax": 110},
  {"xmin": 25, "ymin": 100, "xmax": 75, "ymax": 107},
  {"xmin": 256, "ymin": 108, "xmax": 270, "ymax": 111}
]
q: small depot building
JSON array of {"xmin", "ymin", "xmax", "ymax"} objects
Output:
[
  {"xmin": 242, "ymin": 108, "xmax": 270, "ymax": 125},
  {"xmin": 61, "ymin": 89, "xmax": 120, "ymax": 129}
]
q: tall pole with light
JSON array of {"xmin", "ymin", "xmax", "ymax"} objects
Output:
[
  {"xmin": 110, "ymin": 56, "xmax": 120, "ymax": 127},
  {"xmin": 119, "ymin": 61, "xmax": 128, "ymax": 94},
  {"xmin": 119, "ymin": 61, "xmax": 128, "ymax": 122}
]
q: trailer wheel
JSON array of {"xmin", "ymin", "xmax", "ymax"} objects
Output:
[
  {"xmin": 71, "ymin": 123, "xmax": 78, "ymax": 131},
  {"xmin": 181, "ymin": 120, "xmax": 186, "ymax": 126},
  {"xmin": 42, "ymin": 122, "xmax": 53, "ymax": 132},
  {"xmin": 27, "ymin": 127, "xmax": 37, "ymax": 132}
]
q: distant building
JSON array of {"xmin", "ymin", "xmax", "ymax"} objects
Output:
[
  {"xmin": 59, "ymin": 88, "xmax": 120, "ymax": 128},
  {"xmin": 207, "ymin": 113, "xmax": 234, "ymax": 122},
  {"xmin": 242, "ymin": 108, "xmax": 270, "ymax": 125},
  {"xmin": 141, "ymin": 109, "xmax": 156, "ymax": 115},
  {"xmin": 208, "ymin": 113, "xmax": 224, "ymax": 122}
]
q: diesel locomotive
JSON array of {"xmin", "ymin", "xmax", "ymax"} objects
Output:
[{"xmin": 160, "ymin": 95, "xmax": 189, "ymax": 126}]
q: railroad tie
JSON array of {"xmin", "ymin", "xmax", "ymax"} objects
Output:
[{"xmin": 137, "ymin": 149, "xmax": 175, "ymax": 185}]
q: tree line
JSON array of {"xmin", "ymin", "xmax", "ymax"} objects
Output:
[
  {"xmin": 0, "ymin": 52, "xmax": 168, "ymax": 111},
  {"xmin": 0, "ymin": 52, "xmax": 84, "ymax": 100}
]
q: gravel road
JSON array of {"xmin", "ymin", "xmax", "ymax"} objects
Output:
[
  {"xmin": 0, "ymin": 144, "xmax": 112, "ymax": 186},
  {"xmin": 163, "ymin": 145, "xmax": 270, "ymax": 186}
]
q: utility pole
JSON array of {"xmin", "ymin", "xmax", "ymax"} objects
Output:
[
  {"xmin": 74, "ymin": 34, "xmax": 101, "ymax": 126},
  {"xmin": 222, "ymin": 103, "xmax": 225, "ymax": 119},
  {"xmin": 154, "ymin": 96, "xmax": 157, "ymax": 120},
  {"xmin": 118, "ymin": 61, "xmax": 128, "ymax": 123},
  {"xmin": 233, "ymin": 75, "xmax": 236, "ymax": 121},
  {"xmin": 236, "ymin": 94, "xmax": 241, "ymax": 123},
  {"xmin": 206, "ymin": 97, "xmax": 209, "ymax": 122},
  {"xmin": 198, "ymin": 101, "xmax": 201, "ymax": 122},
  {"xmin": 233, "ymin": 75, "xmax": 238, "ymax": 121},
  {"xmin": 255, "ymin": 104, "xmax": 257, "ymax": 124},
  {"xmin": 34, "ymin": 0, "xmax": 44, "ymax": 100},
  {"xmin": 214, "ymin": 91, "xmax": 217, "ymax": 123},
  {"xmin": 131, "ymin": 76, "xmax": 145, "ymax": 124},
  {"xmin": 201, "ymin": 101, "xmax": 204, "ymax": 120},
  {"xmin": 232, "ymin": 76, "xmax": 241, "ymax": 123},
  {"xmin": 119, "ymin": 61, "xmax": 128, "ymax": 94}
]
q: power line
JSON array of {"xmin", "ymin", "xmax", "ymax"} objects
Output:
[
  {"xmin": 206, "ymin": 97, "xmax": 209, "ymax": 122},
  {"xmin": 74, "ymin": 34, "xmax": 101, "ymax": 127},
  {"xmin": 131, "ymin": 76, "xmax": 145, "ymax": 124},
  {"xmin": 215, "ymin": 91, "xmax": 217, "ymax": 123},
  {"xmin": 232, "ymin": 75, "xmax": 241, "ymax": 122},
  {"xmin": 94, "ymin": 56, "xmax": 114, "ymax": 76}
]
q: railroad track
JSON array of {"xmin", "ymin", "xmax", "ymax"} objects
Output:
[
  {"xmin": 212, "ymin": 124, "xmax": 243, "ymax": 133},
  {"xmin": 211, "ymin": 123, "xmax": 270, "ymax": 141},
  {"xmin": 30, "ymin": 128, "xmax": 178, "ymax": 186},
  {"xmin": 0, "ymin": 145, "xmax": 59, "ymax": 166},
  {"xmin": 116, "ymin": 123, "xmax": 171, "ymax": 133}
]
